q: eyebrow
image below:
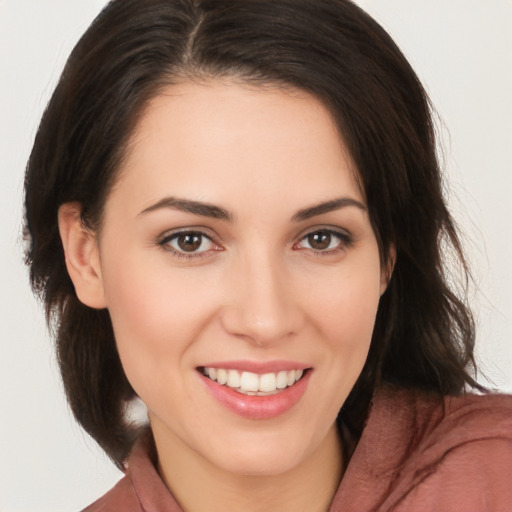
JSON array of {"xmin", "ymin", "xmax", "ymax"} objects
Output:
[
  {"xmin": 291, "ymin": 197, "xmax": 366, "ymax": 222},
  {"xmin": 139, "ymin": 197, "xmax": 232, "ymax": 220},
  {"xmin": 139, "ymin": 195, "xmax": 366, "ymax": 222}
]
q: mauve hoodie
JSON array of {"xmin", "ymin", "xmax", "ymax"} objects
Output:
[{"xmin": 83, "ymin": 385, "xmax": 512, "ymax": 511}]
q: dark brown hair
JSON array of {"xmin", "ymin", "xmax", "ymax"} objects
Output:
[{"xmin": 24, "ymin": 0, "xmax": 481, "ymax": 467}]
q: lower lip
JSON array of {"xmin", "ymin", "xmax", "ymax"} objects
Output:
[{"xmin": 200, "ymin": 371, "xmax": 311, "ymax": 420}]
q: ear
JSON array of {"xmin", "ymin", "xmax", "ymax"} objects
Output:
[
  {"xmin": 58, "ymin": 202, "xmax": 107, "ymax": 309},
  {"xmin": 380, "ymin": 244, "xmax": 396, "ymax": 296}
]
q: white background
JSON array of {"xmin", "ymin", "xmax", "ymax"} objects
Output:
[{"xmin": 0, "ymin": 1, "xmax": 510, "ymax": 511}]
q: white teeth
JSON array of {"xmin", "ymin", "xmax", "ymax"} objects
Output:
[
  {"xmin": 202, "ymin": 367, "xmax": 306, "ymax": 394},
  {"xmin": 276, "ymin": 371, "xmax": 288, "ymax": 389},
  {"xmin": 227, "ymin": 369, "xmax": 241, "ymax": 388},
  {"xmin": 217, "ymin": 368, "xmax": 228, "ymax": 385},
  {"xmin": 259, "ymin": 373, "xmax": 277, "ymax": 392},
  {"xmin": 240, "ymin": 372, "xmax": 259, "ymax": 392}
]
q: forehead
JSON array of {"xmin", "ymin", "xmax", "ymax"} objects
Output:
[{"xmin": 111, "ymin": 79, "xmax": 363, "ymax": 218}]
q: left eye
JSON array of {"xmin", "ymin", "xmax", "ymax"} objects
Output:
[
  {"xmin": 162, "ymin": 232, "xmax": 215, "ymax": 254},
  {"xmin": 296, "ymin": 230, "xmax": 346, "ymax": 252}
]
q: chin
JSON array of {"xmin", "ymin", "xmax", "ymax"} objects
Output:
[
  {"xmin": 203, "ymin": 429, "xmax": 316, "ymax": 477},
  {"xmin": 216, "ymin": 450, "xmax": 304, "ymax": 477}
]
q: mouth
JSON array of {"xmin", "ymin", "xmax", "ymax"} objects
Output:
[{"xmin": 199, "ymin": 367, "xmax": 306, "ymax": 396}]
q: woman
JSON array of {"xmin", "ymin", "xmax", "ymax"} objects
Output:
[{"xmin": 23, "ymin": 0, "xmax": 512, "ymax": 510}]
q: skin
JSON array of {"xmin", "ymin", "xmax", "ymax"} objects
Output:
[{"xmin": 59, "ymin": 80, "xmax": 392, "ymax": 511}]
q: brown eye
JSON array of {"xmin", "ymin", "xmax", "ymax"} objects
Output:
[
  {"xmin": 307, "ymin": 231, "xmax": 332, "ymax": 250},
  {"xmin": 162, "ymin": 231, "xmax": 216, "ymax": 255},
  {"xmin": 176, "ymin": 233, "xmax": 202, "ymax": 252},
  {"xmin": 296, "ymin": 229, "xmax": 350, "ymax": 253}
]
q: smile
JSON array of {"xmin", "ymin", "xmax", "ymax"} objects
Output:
[{"xmin": 201, "ymin": 367, "xmax": 304, "ymax": 395}]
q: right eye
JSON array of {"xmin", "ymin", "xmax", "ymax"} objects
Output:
[{"xmin": 159, "ymin": 231, "xmax": 218, "ymax": 257}]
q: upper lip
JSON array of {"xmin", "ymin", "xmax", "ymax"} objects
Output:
[{"xmin": 198, "ymin": 360, "xmax": 311, "ymax": 374}]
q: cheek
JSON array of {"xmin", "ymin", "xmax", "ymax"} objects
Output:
[
  {"xmin": 301, "ymin": 257, "xmax": 382, "ymax": 406},
  {"xmin": 103, "ymin": 248, "xmax": 215, "ymax": 333},
  {"xmin": 100, "ymin": 252, "xmax": 219, "ymax": 392},
  {"xmin": 303, "ymin": 259, "xmax": 382, "ymax": 346}
]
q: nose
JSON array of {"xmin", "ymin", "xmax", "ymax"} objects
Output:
[{"xmin": 220, "ymin": 249, "xmax": 303, "ymax": 346}]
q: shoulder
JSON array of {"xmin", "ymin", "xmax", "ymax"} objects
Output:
[
  {"xmin": 383, "ymin": 387, "xmax": 512, "ymax": 511},
  {"xmin": 81, "ymin": 475, "xmax": 142, "ymax": 512},
  {"xmin": 80, "ymin": 429, "xmax": 182, "ymax": 512},
  {"xmin": 372, "ymin": 384, "xmax": 512, "ymax": 441},
  {"xmin": 443, "ymin": 389, "xmax": 512, "ymax": 431}
]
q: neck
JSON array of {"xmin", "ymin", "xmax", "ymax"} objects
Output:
[{"xmin": 154, "ymin": 424, "xmax": 344, "ymax": 512}]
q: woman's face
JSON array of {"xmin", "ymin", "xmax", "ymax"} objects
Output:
[{"xmin": 93, "ymin": 80, "xmax": 388, "ymax": 476}]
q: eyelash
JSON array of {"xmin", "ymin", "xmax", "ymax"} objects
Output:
[
  {"xmin": 157, "ymin": 230, "xmax": 221, "ymax": 260},
  {"xmin": 294, "ymin": 229, "xmax": 353, "ymax": 255},
  {"xmin": 157, "ymin": 228, "xmax": 353, "ymax": 259}
]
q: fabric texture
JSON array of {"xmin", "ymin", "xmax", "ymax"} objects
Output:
[{"xmin": 82, "ymin": 386, "xmax": 512, "ymax": 512}]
